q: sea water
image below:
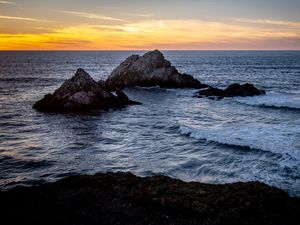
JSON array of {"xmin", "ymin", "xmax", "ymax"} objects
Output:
[{"xmin": 0, "ymin": 50, "xmax": 299, "ymax": 196}]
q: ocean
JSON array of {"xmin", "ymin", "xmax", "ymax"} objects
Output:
[{"xmin": 0, "ymin": 50, "xmax": 299, "ymax": 196}]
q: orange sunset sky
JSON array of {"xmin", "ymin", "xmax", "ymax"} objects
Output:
[{"xmin": 0, "ymin": 0, "xmax": 300, "ymax": 50}]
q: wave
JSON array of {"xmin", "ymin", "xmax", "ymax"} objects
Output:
[
  {"xmin": 178, "ymin": 124, "xmax": 300, "ymax": 160},
  {"xmin": 0, "ymin": 155, "xmax": 53, "ymax": 172},
  {"xmin": 251, "ymin": 66, "xmax": 300, "ymax": 70},
  {"xmin": 0, "ymin": 77, "xmax": 65, "ymax": 84},
  {"xmin": 235, "ymin": 92, "xmax": 300, "ymax": 110}
]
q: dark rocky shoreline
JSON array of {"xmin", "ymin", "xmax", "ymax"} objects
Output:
[{"xmin": 1, "ymin": 172, "xmax": 299, "ymax": 225}]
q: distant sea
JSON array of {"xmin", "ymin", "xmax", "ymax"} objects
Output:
[{"xmin": 0, "ymin": 51, "xmax": 299, "ymax": 196}]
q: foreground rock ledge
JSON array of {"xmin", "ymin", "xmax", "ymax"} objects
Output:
[
  {"xmin": 105, "ymin": 49, "xmax": 209, "ymax": 90},
  {"xmin": 1, "ymin": 172, "xmax": 299, "ymax": 225},
  {"xmin": 33, "ymin": 68, "xmax": 139, "ymax": 112}
]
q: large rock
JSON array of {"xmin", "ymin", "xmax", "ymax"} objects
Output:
[
  {"xmin": 33, "ymin": 68, "xmax": 139, "ymax": 112},
  {"xmin": 195, "ymin": 83, "xmax": 266, "ymax": 99},
  {"xmin": 105, "ymin": 50, "xmax": 208, "ymax": 90}
]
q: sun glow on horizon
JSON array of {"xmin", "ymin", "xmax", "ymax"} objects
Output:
[
  {"xmin": 1, "ymin": 19, "xmax": 300, "ymax": 50},
  {"xmin": 0, "ymin": 0, "xmax": 300, "ymax": 50}
]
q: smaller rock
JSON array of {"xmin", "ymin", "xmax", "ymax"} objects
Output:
[
  {"xmin": 225, "ymin": 83, "xmax": 266, "ymax": 97},
  {"xmin": 115, "ymin": 88, "xmax": 141, "ymax": 105},
  {"xmin": 33, "ymin": 68, "xmax": 140, "ymax": 112},
  {"xmin": 195, "ymin": 83, "xmax": 265, "ymax": 99},
  {"xmin": 196, "ymin": 87, "xmax": 224, "ymax": 97}
]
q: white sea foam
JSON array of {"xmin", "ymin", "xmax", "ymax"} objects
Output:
[
  {"xmin": 235, "ymin": 92, "xmax": 300, "ymax": 109},
  {"xmin": 179, "ymin": 123, "xmax": 300, "ymax": 160}
]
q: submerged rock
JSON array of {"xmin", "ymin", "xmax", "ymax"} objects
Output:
[
  {"xmin": 1, "ymin": 172, "xmax": 299, "ymax": 225},
  {"xmin": 33, "ymin": 68, "xmax": 139, "ymax": 112},
  {"xmin": 195, "ymin": 83, "xmax": 266, "ymax": 99},
  {"xmin": 105, "ymin": 50, "xmax": 208, "ymax": 90}
]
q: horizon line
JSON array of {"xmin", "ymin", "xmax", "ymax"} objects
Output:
[{"xmin": 1, "ymin": 49, "xmax": 300, "ymax": 51}]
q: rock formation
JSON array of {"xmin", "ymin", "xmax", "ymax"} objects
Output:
[
  {"xmin": 105, "ymin": 50, "xmax": 208, "ymax": 90},
  {"xmin": 195, "ymin": 83, "xmax": 266, "ymax": 99},
  {"xmin": 1, "ymin": 172, "xmax": 299, "ymax": 225},
  {"xmin": 33, "ymin": 68, "xmax": 139, "ymax": 112}
]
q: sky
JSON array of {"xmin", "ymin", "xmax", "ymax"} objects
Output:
[{"xmin": 0, "ymin": 0, "xmax": 300, "ymax": 50}]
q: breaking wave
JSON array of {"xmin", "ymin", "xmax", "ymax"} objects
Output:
[
  {"xmin": 235, "ymin": 92, "xmax": 300, "ymax": 110},
  {"xmin": 178, "ymin": 124, "xmax": 300, "ymax": 160}
]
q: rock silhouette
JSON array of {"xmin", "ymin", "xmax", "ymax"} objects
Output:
[
  {"xmin": 195, "ymin": 83, "xmax": 265, "ymax": 99},
  {"xmin": 33, "ymin": 68, "xmax": 139, "ymax": 112},
  {"xmin": 105, "ymin": 50, "xmax": 208, "ymax": 90}
]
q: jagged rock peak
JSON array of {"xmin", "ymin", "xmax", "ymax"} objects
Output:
[
  {"xmin": 33, "ymin": 68, "xmax": 140, "ymax": 112},
  {"xmin": 105, "ymin": 50, "xmax": 207, "ymax": 90}
]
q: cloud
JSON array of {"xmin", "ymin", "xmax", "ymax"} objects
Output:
[
  {"xmin": 137, "ymin": 14, "xmax": 153, "ymax": 18},
  {"xmin": 236, "ymin": 18, "xmax": 300, "ymax": 28},
  {"xmin": 1, "ymin": 19, "xmax": 299, "ymax": 50},
  {"xmin": 119, "ymin": 12, "xmax": 154, "ymax": 18},
  {"xmin": 0, "ymin": 1, "xmax": 16, "ymax": 5},
  {"xmin": 60, "ymin": 10, "xmax": 126, "ymax": 22},
  {"xmin": 96, "ymin": 19, "xmax": 300, "ymax": 40},
  {"xmin": 0, "ymin": 15, "xmax": 51, "ymax": 22}
]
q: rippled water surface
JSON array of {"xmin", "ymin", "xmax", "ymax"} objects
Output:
[{"xmin": 0, "ymin": 51, "xmax": 299, "ymax": 196}]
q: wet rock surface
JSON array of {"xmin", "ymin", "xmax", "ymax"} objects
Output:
[
  {"xmin": 1, "ymin": 172, "xmax": 299, "ymax": 225},
  {"xmin": 33, "ymin": 68, "xmax": 139, "ymax": 112},
  {"xmin": 195, "ymin": 83, "xmax": 266, "ymax": 99},
  {"xmin": 105, "ymin": 50, "xmax": 208, "ymax": 90}
]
